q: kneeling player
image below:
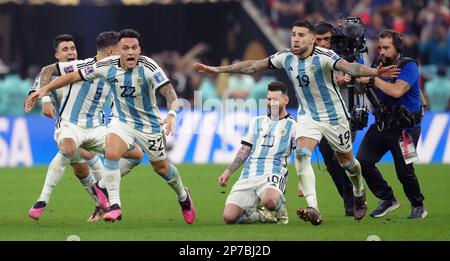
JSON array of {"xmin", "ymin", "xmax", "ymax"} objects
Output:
[{"xmin": 218, "ymin": 82, "xmax": 295, "ymax": 224}]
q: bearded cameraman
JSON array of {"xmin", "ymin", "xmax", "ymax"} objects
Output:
[{"xmin": 356, "ymin": 30, "xmax": 427, "ymax": 219}]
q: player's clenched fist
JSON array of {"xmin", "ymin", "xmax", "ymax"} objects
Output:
[{"xmin": 219, "ymin": 169, "xmax": 231, "ymax": 187}]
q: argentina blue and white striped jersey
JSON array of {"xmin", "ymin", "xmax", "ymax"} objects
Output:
[
  {"xmin": 239, "ymin": 115, "xmax": 296, "ymax": 180},
  {"xmin": 269, "ymin": 46, "xmax": 350, "ymax": 125},
  {"xmin": 56, "ymin": 57, "xmax": 110, "ymax": 128},
  {"xmin": 79, "ymin": 55, "xmax": 169, "ymax": 134}
]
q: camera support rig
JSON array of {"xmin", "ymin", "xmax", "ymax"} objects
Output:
[{"xmin": 331, "ymin": 16, "xmax": 369, "ymax": 130}]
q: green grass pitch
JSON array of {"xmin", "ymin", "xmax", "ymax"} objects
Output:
[{"xmin": 0, "ymin": 164, "xmax": 449, "ymax": 241}]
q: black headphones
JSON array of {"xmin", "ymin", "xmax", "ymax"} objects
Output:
[{"xmin": 387, "ymin": 30, "xmax": 405, "ymax": 53}]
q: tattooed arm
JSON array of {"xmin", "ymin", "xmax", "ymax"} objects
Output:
[
  {"xmin": 218, "ymin": 144, "xmax": 252, "ymax": 187},
  {"xmin": 25, "ymin": 70, "xmax": 82, "ymax": 113},
  {"xmin": 227, "ymin": 144, "xmax": 251, "ymax": 173},
  {"xmin": 39, "ymin": 63, "xmax": 59, "ymax": 87},
  {"xmin": 334, "ymin": 59, "xmax": 400, "ymax": 78},
  {"xmin": 195, "ymin": 58, "xmax": 270, "ymax": 74},
  {"xmin": 38, "ymin": 66, "xmax": 58, "ymax": 118},
  {"xmin": 334, "ymin": 59, "xmax": 377, "ymax": 77},
  {"xmin": 159, "ymin": 83, "xmax": 178, "ymax": 136},
  {"xmin": 24, "ymin": 65, "xmax": 57, "ymax": 114},
  {"xmin": 159, "ymin": 83, "xmax": 178, "ymax": 111}
]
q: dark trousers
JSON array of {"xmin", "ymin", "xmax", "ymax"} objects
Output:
[
  {"xmin": 356, "ymin": 124, "xmax": 425, "ymax": 207},
  {"xmin": 318, "ymin": 138, "xmax": 355, "ymax": 210}
]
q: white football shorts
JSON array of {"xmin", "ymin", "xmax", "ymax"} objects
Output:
[
  {"xmin": 225, "ymin": 173, "xmax": 286, "ymax": 210},
  {"xmin": 107, "ymin": 117, "xmax": 167, "ymax": 162},
  {"xmin": 295, "ymin": 115, "xmax": 352, "ymax": 153}
]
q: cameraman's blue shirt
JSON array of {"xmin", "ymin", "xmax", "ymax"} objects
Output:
[{"xmin": 375, "ymin": 61, "xmax": 421, "ymax": 113}]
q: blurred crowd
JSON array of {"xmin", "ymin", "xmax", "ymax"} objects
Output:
[
  {"xmin": 0, "ymin": 0, "xmax": 449, "ymax": 116},
  {"xmin": 254, "ymin": 0, "xmax": 450, "ymax": 65},
  {"xmin": 0, "ymin": 60, "xmax": 39, "ymax": 116},
  {"xmin": 150, "ymin": 44, "xmax": 277, "ymax": 112},
  {"xmin": 253, "ymin": 0, "xmax": 450, "ymax": 111}
]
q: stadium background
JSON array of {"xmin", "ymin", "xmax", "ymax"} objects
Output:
[{"xmin": 0, "ymin": 0, "xmax": 449, "ymax": 241}]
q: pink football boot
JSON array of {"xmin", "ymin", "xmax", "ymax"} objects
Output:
[
  {"xmin": 179, "ymin": 188, "xmax": 195, "ymax": 224},
  {"xmin": 103, "ymin": 204, "xmax": 122, "ymax": 222},
  {"xmin": 28, "ymin": 201, "xmax": 46, "ymax": 220}
]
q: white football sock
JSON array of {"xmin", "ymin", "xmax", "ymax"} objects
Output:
[
  {"xmin": 274, "ymin": 198, "xmax": 283, "ymax": 212},
  {"xmin": 295, "ymin": 147, "xmax": 318, "ymax": 210},
  {"xmin": 78, "ymin": 173, "xmax": 97, "ymax": 203},
  {"xmin": 341, "ymin": 157, "xmax": 364, "ymax": 197},
  {"xmin": 99, "ymin": 159, "xmax": 121, "ymax": 207},
  {"xmin": 161, "ymin": 164, "xmax": 187, "ymax": 202},
  {"xmin": 119, "ymin": 158, "xmax": 140, "ymax": 177},
  {"xmin": 38, "ymin": 152, "xmax": 71, "ymax": 203},
  {"xmin": 235, "ymin": 210, "xmax": 262, "ymax": 224},
  {"xmin": 87, "ymin": 155, "xmax": 104, "ymax": 182}
]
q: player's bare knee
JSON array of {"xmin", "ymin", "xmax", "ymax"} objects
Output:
[
  {"xmin": 74, "ymin": 172, "xmax": 85, "ymax": 179},
  {"xmin": 58, "ymin": 143, "xmax": 76, "ymax": 157},
  {"xmin": 104, "ymin": 149, "xmax": 121, "ymax": 161},
  {"xmin": 133, "ymin": 150, "xmax": 144, "ymax": 162},
  {"xmin": 73, "ymin": 168, "xmax": 89, "ymax": 179},
  {"xmin": 262, "ymin": 198, "xmax": 278, "ymax": 211},
  {"xmin": 153, "ymin": 163, "xmax": 169, "ymax": 176},
  {"xmin": 80, "ymin": 150, "xmax": 95, "ymax": 161},
  {"xmin": 223, "ymin": 213, "xmax": 237, "ymax": 224},
  {"xmin": 336, "ymin": 151, "xmax": 353, "ymax": 165},
  {"xmin": 124, "ymin": 147, "xmax": 144, "ymax": 162}
]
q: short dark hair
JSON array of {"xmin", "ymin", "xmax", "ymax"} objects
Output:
[
  {"xmin": 292, "ymin": 20, "xmax": 315, "ymax": 34},
  {"xmin": 53, "ymin": 34, "xmax": 75, "ymax": 52},
  {"xmin": 268, "ymin": 81, "xmax": 288, "ymax": 94},
  {"xmin": 377, "ymin": 30, "xmax": 404, "ymax": 53},
  {"xmin": 315, "ymin": 22, "xmax": 336, "ymax": 35},
  {"xmin": 96, "ymin": 31, "xmax": 119, "ymax": 51},
  {"xmin": 118, "ymin": 29, "xmax": 141, "ymax": 41}
]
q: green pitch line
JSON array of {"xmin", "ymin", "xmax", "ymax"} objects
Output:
[{"xmin": 0, "ymin": 164, "xmax": 448, "ymax": 241}]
